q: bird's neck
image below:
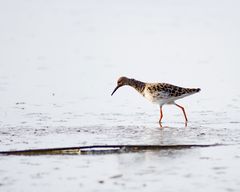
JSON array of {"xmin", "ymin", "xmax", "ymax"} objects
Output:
[{"xmin": 128, "ymin": 79, "xmax": 146, "ymax": 94}]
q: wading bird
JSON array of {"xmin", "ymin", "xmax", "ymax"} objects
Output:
[{"xmin": 111, "ymin": 77, "xmax": 200, "ymax": 126}]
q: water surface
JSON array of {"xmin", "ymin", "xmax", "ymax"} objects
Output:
[{"xmin": 0, "ymin": 0, "xmax": 240, "ymax": 191}]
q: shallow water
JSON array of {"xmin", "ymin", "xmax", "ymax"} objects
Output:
[{"xmin": 1, "ymin": 0, "xmax": 240, "ymax": 191}]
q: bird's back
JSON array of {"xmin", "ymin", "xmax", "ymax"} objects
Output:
[{"xmin": 143, "ymin": 83, "xmax": 200, "ymax": 105}]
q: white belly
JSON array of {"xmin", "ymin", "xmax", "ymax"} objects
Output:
[
  {"xmin": 143, "ymin": 89, "xmax": 189, "ymax": 106},
  {"xmin": 143, "ymin": 91, "xmax": 173, "ymax": 106}
]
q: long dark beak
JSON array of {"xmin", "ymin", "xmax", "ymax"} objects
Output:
[{"xmin": 111, "ymin": 85, "xmax": 121, "ymax": 96}]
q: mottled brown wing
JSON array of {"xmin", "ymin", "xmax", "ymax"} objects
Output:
[
  {"xmin": 160, "ymin": 83, "xmax": 200, "ymax": 98},
  {"xmin": 146, "ymin": 83, "xmax": 200, "ymax": 99},
  {"xmin": 146, "ymin": 83, "xmax": 181, "ymax": 99},
  {"xmin": 160, "ymin": 83, "xmax": 187, "ymax": 98}
]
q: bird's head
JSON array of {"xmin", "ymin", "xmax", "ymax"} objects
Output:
[{"xmin": 111, "ymin": 76, "xmax": 129, "ymax": 96}]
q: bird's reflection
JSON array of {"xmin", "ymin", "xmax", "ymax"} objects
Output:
[{"xmin": 159, "ymin": 121, "xmax": 188, "ymax": 128}]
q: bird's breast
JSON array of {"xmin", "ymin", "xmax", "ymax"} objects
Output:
[{"xmin": 143, "ymin": 88, "xmax": 161, "ymax": 103}]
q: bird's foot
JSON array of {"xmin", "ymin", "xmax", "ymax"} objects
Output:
[{"xmin": 159, "ymin": 120, "xmax": 163, "ymax": 128}]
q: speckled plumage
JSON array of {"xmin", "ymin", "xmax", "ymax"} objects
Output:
[
  {"xmin": 111, "ymin": 76, "xmax": 201, "ymax": 124},
  {"xmin": 143, "ymin": 82, "xmax": 200, "ymax": 106}
]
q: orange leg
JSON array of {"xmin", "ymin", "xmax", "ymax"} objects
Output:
[
  {"xmin": 158, "ymin": 106, "xmax": 163, "ymax": 128},
  {"xmin": 175, "ymin": 103, "xmax": 188, "ymax": 122},
  {"xmin": 159, "ymin": 106, "xmax": 163, "ymax": 123}
]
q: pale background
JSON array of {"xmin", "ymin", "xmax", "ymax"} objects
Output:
[{"xmin": 0, "ymin": 0, "xmax": 240, "ymax": 191}]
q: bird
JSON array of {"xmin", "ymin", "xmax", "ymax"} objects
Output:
[{"xmin": 111, "ymin": 76, "xmax": 200, "ymax": 125}]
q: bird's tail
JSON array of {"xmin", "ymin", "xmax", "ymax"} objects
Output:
[{"xmin": 187, "ymin": 88, "xmax": 201, "ymax": 94}]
